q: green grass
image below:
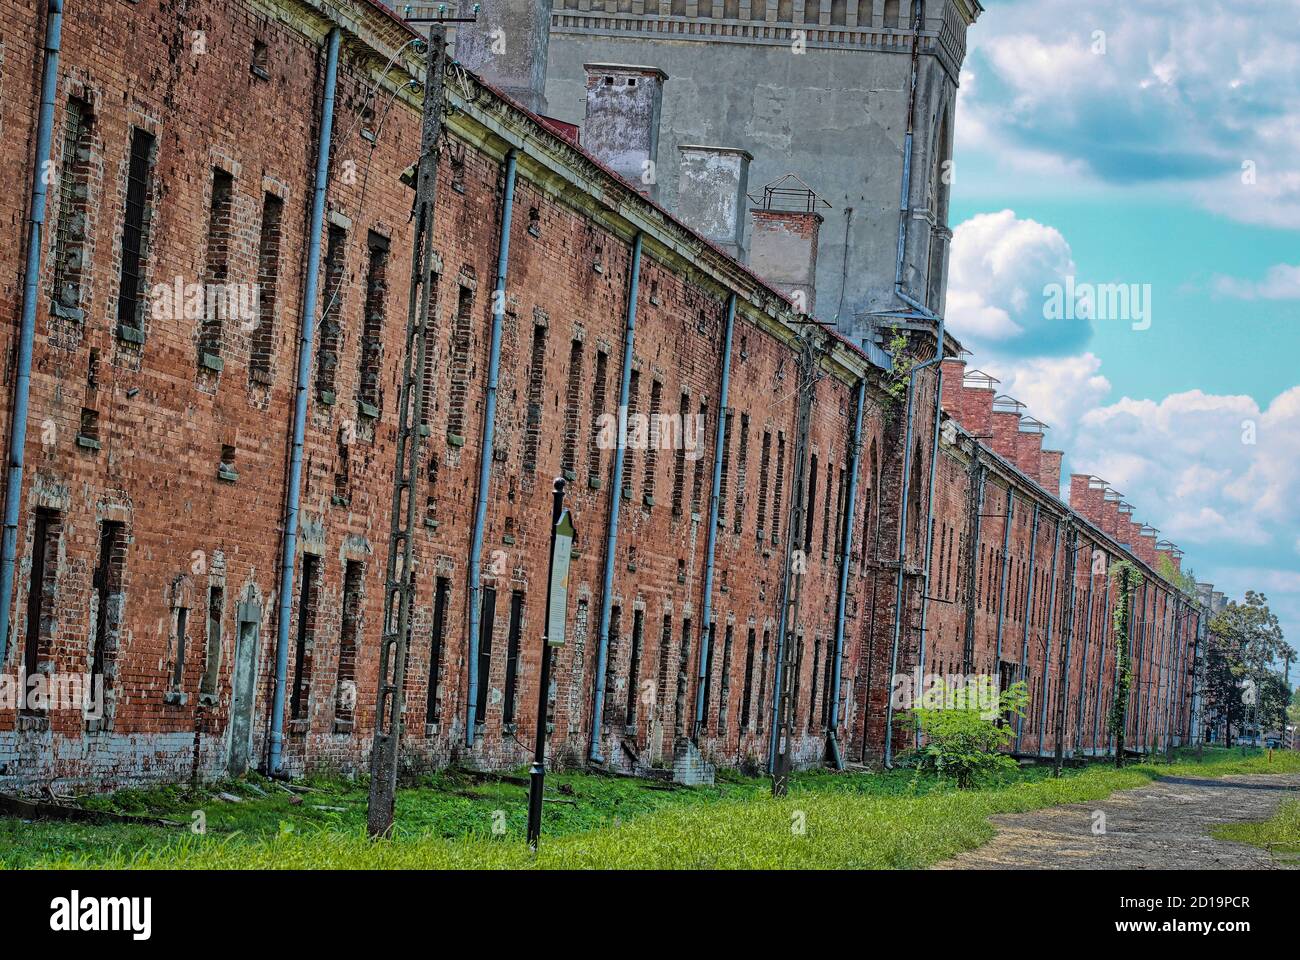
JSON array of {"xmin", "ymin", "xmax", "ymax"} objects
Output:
[
  {"xmin": 1212, "ymin": 798, "xmax": 1300, "ymax": 862},
  {"xmin": 4, "ymin": 747, "xmax": 1295, "ymax": 870}
]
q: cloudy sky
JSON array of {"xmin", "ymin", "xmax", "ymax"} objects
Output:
[{"xmin": 946, "ymin": 0, "xmax": 1300, "ymax": 667}]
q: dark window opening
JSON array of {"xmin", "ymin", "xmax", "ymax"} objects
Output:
[
  {"xmin": 335, "ymin": 559, "xmax": 363, "ymax": 726},
  {"xmin": 199, "ymin": 169, "xmax": 234, "ymax": 362},
  {"xmin": 358, "ymin": 233, "xmax": 388, "ymax": 410},
  {"xmin": 202, "ymin": 585, "xmax": 223, "ymax": 699},
  {"xmin": 474, "ymin": 587, "xmax": 497, "ymax": 725},
  {"xmin": 625, "ymin": 608, "xmax": 644, "ymax": 726},
  {"xmin": 447, "ymin": 285, "xmax": 474, "ymax": 441},
  {"xmin": 90, "ymin": 520, "xmax": 126, "ymax": 685},
  {"xmin": 426, "ymin": 576, "xmax": 450, "ymax": 725},
  {"xmin": 740, "ymin": 627, "xmax": 756, "ymax": 729},
  {"xmin": 315, "ymin": 224, "xmax": 347, "ymax": 400},
  {"xmin": 562, "ymin": 340, "xmax": 584, "ymax": 477},
  {"xmin": 249, "ymin": 193, "xmax": 284, "ymax": 384},
  {"xmin": 523, "ymin": 323, "xmax": 547, "ymax": 474},
  {"xmin": 291, "ymin": 555, "xmax": 321, "ymax": 720},
  {"xmin": 502, "ymin": 590, "xmax": 524, "ymax": 726},
  {"xmin": 52, "ymin": 99, "xmax": 94, "ymax": 319},
  {"xmin": 116, "ymin": 127, "xmax": 155, "ymax": 332}
]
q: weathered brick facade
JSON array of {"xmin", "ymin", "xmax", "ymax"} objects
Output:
[{"xmin": 0, "ymin": 0, "xmax": 1203, "ymax": 792}]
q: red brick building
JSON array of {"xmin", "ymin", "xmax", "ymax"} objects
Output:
[{"xmin": 0, "ymin": 0, "xmax": 1205, "ymax": 791}]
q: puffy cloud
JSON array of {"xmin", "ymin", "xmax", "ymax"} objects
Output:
[
  {"xmin": 1213, "ymin": 263, "xmax": 1300, "ymax": 300},
  {"xmin": 946, "ymin": 210, "xmax": 1091, "ymax": 356},
  {"xmin": 963, "ymin": 0, "xmax": 1300, "ymax": 228}
]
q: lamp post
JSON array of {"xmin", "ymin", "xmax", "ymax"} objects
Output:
[{"xmin": 527, "ymin": 477, "xmax": 575, "ymax": 850}]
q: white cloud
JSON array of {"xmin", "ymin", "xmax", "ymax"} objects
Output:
[
  {"xmin": 980, "ymin": 352, "xmax": 1111, "ymax": 445},
  {"xmin": 963, "ymin": 0, "xmax": 1300, "ymax": 228},
  {"xmin": 946, "ymin": 210, "xmax": 1091, "ymax": 357},
  {"xmin": 1213, "ymin": 263, "xmax": 1300, "ymax": 300}
]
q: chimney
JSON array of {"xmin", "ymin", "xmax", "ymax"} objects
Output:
[
  {"xmin": 1101, "ymin": 489, "xmax": 1123, "ymax": 540},
  {"xmin": 939, "ymin": 358, "xmax": 967, "ymax": 417},
  {"xmin": 959, "ymin": 369, "xmax": 997, "ymax": 440},
  {"xmin": 1070, "ymin": 474, "xmax": 1106, "ymax": 527},
  {"xmin": 1137, "ymin": 524, "xmax": 1159, "ymax": 567},
  {"xmin": 989, "ymin": 395, "xmax": 1023, "ymax": 462},
  {"xmin": 454, "ymin": 0, "xmax": 554, "ymax": 115},
  {"xmin": 582, "ymin": 63, "xmax": 668, "ymax": 198},
  {"xmin": 747, "ymin": 174, "xmax": 827, "ymax": 314},
  {"xmin": 676, "ymin": 145, "xmax": 752, "ymax": 261},
  {"xmin": 1039, "ymin": 450, "xmax": 1064, "ymax": 498},
  {"xmin": 1014, "ymin": 416, "xmax": 1045, "ymax": 485}
]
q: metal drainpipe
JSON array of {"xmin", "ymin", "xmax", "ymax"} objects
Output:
[
  {"xmin": 0, "ymin": 0, "xmax": 64, "ymax": 666},
  {"xmin": 882, "ymin": 312, "xmax": 944, "ymax": 768},
  {"xmin": 1036, "ymin": 520, "xmax": 1061, "ymax": 756},
  {"xmin": 465, "ymin": 148, "xmax": 517, "ymax": 745},
  {"xmin": 693, "ymin": 292, "xmax": 736, "ymax": 738},
  {"xmin": 1014, "ymin": 503, "xmax": 1039, "ymax": 752},
  {"xmin": 1075, "ymin": 544, "xmax": 1096, "ymax": 753},
  {"xmin": 588, "ymin": 231, "xmax": 642, "ymax": 762},
  {"xmin": 268, "ymin": 26, "xmax": 340, "ymax": 775},
  {"xmin": 993, "ymin": 486, "xmax": 1014, "ymax": 664},
  {"xmin": 912, "ymin": 326, "xmax": 946, "ymax": 705},
  {"xmin": 827, "ymin": 377, "xmax": 866, "ymax": 768}
]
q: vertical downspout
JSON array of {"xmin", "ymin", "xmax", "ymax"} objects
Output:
[
  {"xmin": 993, "ymin": 487, "xmax": 1014, "ymax": 663},
  {"xmin": 1075, "ymin": 545, "xmax": 1095, "ymax": 752},
  {"xmin": 0, "ymin": 0, "xmax": 64, "ymax": 665},
  {"xmin": 1035, "ymin": 521, "xmax": 1061, "ymax": 755},
  {"xmin": 465, "ymin": 149, "xmax": 517, "ymax": 745},
  {"xmin": 693, "ymin": 293, "xmax": 736, "ymax": 737},
  {"xmin": 1014, "ymin": 503, "xmax": 1040, "ymax": 751},
  {"xmin": 268, "ymin": 26, "xmax": 340, "ymax": 774},
  {"xmin": 1093, "ymin": 572, "xmax": 1112, "ymax": 753},
  {"xmin": 828, "ymin": 377, "xmax": 866, "ymax": 767},
  {"xmin": 588, "ymin": 231, "xmax": 642, "ymax": 761},
  {"xmin": 913, "ymin": 347, "xmax": 945, "ymax": 695}
]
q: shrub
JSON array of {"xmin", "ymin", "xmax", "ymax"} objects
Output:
[{"xmin": 908, "ymin": 678, "xmax": 1030, "ymax": 789}]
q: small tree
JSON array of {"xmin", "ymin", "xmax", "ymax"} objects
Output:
[
  {"xmin": 909, "ymin": 678, "xmax": 1030, "ymax": 789},
  {"xmin": 1109, "ymin": 560, "xmax": 1140, "ymax": 767}
]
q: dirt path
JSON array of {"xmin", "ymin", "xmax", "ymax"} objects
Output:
[{"xmin": 934, "ymin": 773, "xmax": 1300, "ymax": 869}]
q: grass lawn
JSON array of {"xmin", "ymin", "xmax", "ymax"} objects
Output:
[
  {"xmin": 1212, "ymin": 797, "xmax": 1300, "ymax": 863},
  {"xmin": 3, "ymin": 747, "xmax": 1295, "ymax": 870}
]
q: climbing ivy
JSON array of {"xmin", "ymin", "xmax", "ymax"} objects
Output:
[
  {"xmin": 1108, "ymin": 559, "xmax": 1141, "ymax": 767},
  {"xmin": 883, "ymin": 326, "xmax": 917, "ymax": 406}
]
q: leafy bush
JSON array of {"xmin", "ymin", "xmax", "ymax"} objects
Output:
[{"xmin": 908, "ymin": 678, "xmax": 1030, "ymax": 789}]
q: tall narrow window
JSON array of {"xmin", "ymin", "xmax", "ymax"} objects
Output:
[
  {"xmin": 586, "ymin": 348, "xmax": 609, "ymax": 484},
  {"xmin": 808, "ymin": 635, "xmax": 822, "ymax": 729},
  {"xmin": 700, "ymin": 622, "xmax": 716, "ymax": 731},
  {"xmin": 671, "ymin": 391, "xmax": 689, "ymax": 515},
  {"xmin": 822, "ymin": 635, "xmax": 835, "ymax": 728},
  {"xmin": 419, "ymin": 274, "xmax": 441, "ymax": 425},
  {"xmin": 116, "ymin": 127, "xmax": 155, "ymax": 333},
  {"xmin": 335, "ymin": 560, "xmax": 363, "ymax": 729},
  {"xmin": 625, "ymin": 608, "xmax": 644, "ymax": 725},
  {"xmin": 315, "ymin": 224, "xmax": 347, "ymax": 400},
  {"xmin": 833, "ymin": 465, "xmax": 846, "ymax": 559},
  {"xmin": 170, "ymin": 607, "xmax": 189, "ymax": 693},
  {"xmin": 250, "ymin": 193, "xmax": 283, "ymax": 383},
  {"xmin": 772, "ymin": 432, "xmax": 786, "ymax": 545},
  {"xmin": 690, "ymin": 401, "xmax": 708, "ymax": 514},
  {"xmin": 656, "ymin": 613, "xmax": 674, "ymax": 711},
  {"xmin": 502, "ymin": 590, "xmax": 525, "ymax": 726},
  {"xmin": 821, "ymin": 458, "xmax": 834, "ymax": 556},
  {"xmin": 624, "ymin": 371, "xmax": 640, "ymax": 499},
  {"xmin": 201, "ymin": 585, "xmax": 224, "ymax": 701},
  {"xmin": 23, "ymin": 510, "xmax": 61, "ymax": 714},
  {"xmin": 756, "ymin": 628, "xmax": 771, "ymax": 732},
  {"xmin": 756, "ymin": 430, "xmax": 772, "ymax": 541},
  {"xmin": 562, "ymin": 340, "xmax": 584, "ymax": 477},
  {"xmin": 426, "ymin": 576, "xmax": 450, "ymax": 725},
  {"xmin": 643, "ymin": 380, "xmax": 662, "ymax": 506},
  {"xmin": 90, "ymin": 520, "xmax": 126, "ymax": 688},
  {"xmin": 604, "ymin": 606, "xmax": 622, "ymax": 725},
  {"xmin": 475, "ymin": 587, "xmax": 497, "ymax": 726},
  {"xmin": 447, "ymin": 285, "xmax": 474, "ymax": 442},
  {"xmin": 522, "ymin": 322, "xmax": 547, "ymax": 473},
  {"xmin": 717, "ymin": 623, "xmax": 735, "ymax": 733},
  {"xmin": 676, "ymin": 618, "xmax": 693, "ymax": 735},
  {"xmin": 52, "ymin": 99, "xmax": 93, "ymax": 320},
  {"xmin": 718, "ymin": 410, "xmax": 733, "ymax": 519},
  {"xmin": 357, "ymin": 233, "xmax": 388, "ymax": 412},
  {"xmin": 199, "ymin": 169, "xmax": 234, "ymax": 364},
  {"xmin": 291, "ymin": 555, "xmax": 321, "ymax": 720},
  {"xmin": 732, "ymin": 414, "xmax": 749, "ymax": 534},
  {"xmin": 740, "ymin": 627, "xmax": 756, "ymax": 729},
  {"xmin": 804, "ymin": 454, "xmax": 819, "ymax": 552}
]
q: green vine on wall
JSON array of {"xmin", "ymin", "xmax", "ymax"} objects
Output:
[
  {"xmin": 884, "ymin": 326, "xmax": 917, "ymax": 406},
  {"xmin": 1107, "ymin": 559, "xmax": 1141, "ymax": 766}
]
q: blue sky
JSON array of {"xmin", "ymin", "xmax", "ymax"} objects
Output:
[{"xmin": 944, "ymin": 0, "xmax": 1300, "ymax": 668}]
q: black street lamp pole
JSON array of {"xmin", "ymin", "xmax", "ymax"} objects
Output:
[{"xmin": 527, "ymin": 477, "xmax": 566, "ymax": 850}]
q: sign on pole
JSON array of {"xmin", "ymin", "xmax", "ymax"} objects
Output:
[{"xmin": 547, "ymin": 510, "xmax": 575, "ymax": 647}]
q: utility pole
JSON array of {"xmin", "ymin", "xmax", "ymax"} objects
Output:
[
  {"xmin": 770, "ymin": 331, "xmax": 820, "ymax": 797},
  {"xmin": 367, "ymin": 24, "xmax": 447, "ymax": 839},
  {"xmin": 1054, "ymin": 522, "xmax": 1077, "ymax": 777},
  {"xmin": 526, "ymin": 479, "xmax": 574, "ymax": 850}
]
